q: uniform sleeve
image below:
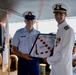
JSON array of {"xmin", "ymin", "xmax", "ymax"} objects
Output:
[
  {"xmin": 11, "ymin": 31, "xmax": 20, "ymax": 47},
  {"xmin": 47, "ymin": 51, "xmax": 62, "ymax": 65},
  {"xmin": 47, "ymin": 28, "xmax": 75, "ymax": 65},
  {"xmin": 61, "ymin": 28, "xmax": 75, "ymax": 57}
]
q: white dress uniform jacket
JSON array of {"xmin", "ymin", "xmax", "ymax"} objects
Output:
[{"xmin": 47, "ymin": 21, "xmax": 75, "ymax": 75}]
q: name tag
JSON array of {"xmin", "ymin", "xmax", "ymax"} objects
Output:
[{"xmin": 21, "ymin": 36, "xmax": 26, "ymax": 37}]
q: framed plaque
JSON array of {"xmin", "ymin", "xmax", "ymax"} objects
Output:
[{"xmin": 29, "ymin": 33, "xmax": 56, "ymax": 58}]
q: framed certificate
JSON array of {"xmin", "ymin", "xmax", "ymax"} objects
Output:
[{"xmin": 29, "ymin": 33, "xmax": 56, "ymax": 58}]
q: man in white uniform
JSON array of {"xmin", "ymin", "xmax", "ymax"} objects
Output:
[{"xmin": 43, "ymin": 3, "xmax": 75, "ymax": 75}]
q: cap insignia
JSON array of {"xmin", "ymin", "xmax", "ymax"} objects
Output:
[
  {"xmin": 56, "ymin": 4, "xmax": 62, "ymax": 9},
  {"xmin": 28, "ymin": 12, "xmax": 32, "ymax": 16}
]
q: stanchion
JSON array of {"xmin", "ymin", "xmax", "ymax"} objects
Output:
[{"xmin": 40, "ymin": 64, "xmax": 46, "ymax": 75}]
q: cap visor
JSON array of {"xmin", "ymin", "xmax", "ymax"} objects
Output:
[{"xmin": 53, "ymin": 10, "xmax": 66, "ymax": 13}]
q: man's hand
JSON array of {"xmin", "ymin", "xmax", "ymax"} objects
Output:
[
  {"xmin": 22, "ymin": 54, "xmax": 32, "ymax": 60},
  {"xmin": 73, "ymin": 59, "xmax": 76, "ymax": 67},
  {"xmin": 43, "ymin": 58, "xmax": 47, "ymax": 63}
]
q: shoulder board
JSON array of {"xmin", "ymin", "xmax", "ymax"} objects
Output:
[{"xmin": 64, "ymin": 26, "xmax": 69, "ymax": 30}]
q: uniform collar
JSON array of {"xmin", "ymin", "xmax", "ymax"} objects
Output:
[
  {"xmin": 57, "ymin": 21, "xmax": 68, "ymax": 29},
  {"xmin": 24, "ymin": 27, "xmax": 35, "ymax": 33}
]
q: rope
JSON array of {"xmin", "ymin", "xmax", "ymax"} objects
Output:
[{"xmin": 36, "ymin": 0, "xmax": 45, "ymax": 30}]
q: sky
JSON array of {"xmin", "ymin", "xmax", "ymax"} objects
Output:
[{"xmin": 9, "ymin": 17, "xmax": 76, "ymax": 40}]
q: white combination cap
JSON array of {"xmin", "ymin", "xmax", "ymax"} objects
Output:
[
  {"xmin": 23, "ymin": 11, "xmax": 36, "ymax": 20},
  {"xmin": 52, "ymin": 3, "xmax": 70, "ymax": 13}
]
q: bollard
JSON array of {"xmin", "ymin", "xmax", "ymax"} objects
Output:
[{"xmin": 40, "ymin": 64, "xmax": 46, "ymax": 75}]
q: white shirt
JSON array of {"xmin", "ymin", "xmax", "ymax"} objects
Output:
[
  {"xmin": 47, "ymin": 21, "xmax": 75, "ymax": 75},
  {"xmin": 11, "ymin": 27, "xmax": 40, "ymax": 54}
]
